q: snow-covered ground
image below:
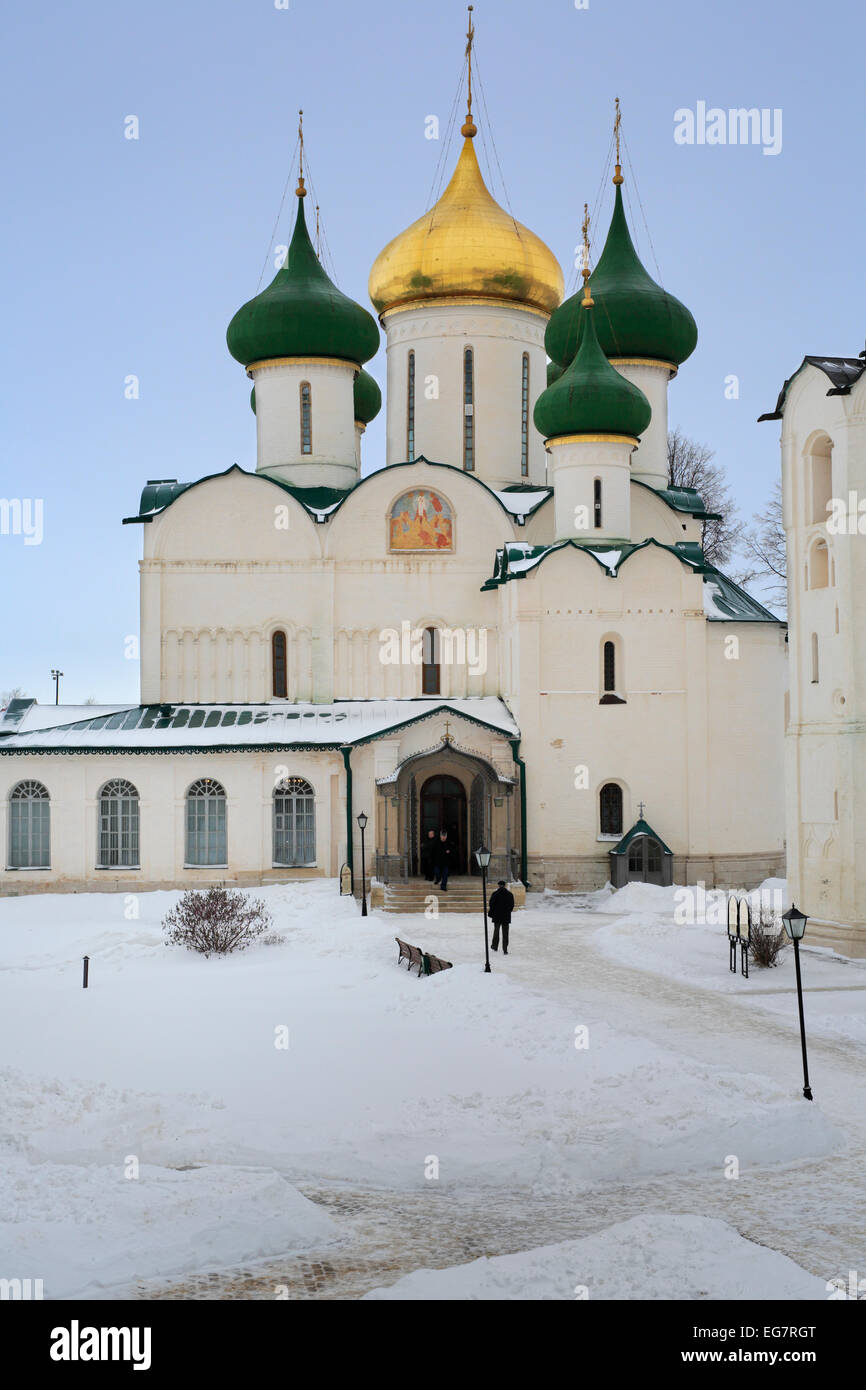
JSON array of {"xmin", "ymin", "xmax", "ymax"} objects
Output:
[
  {"xmin": 591, "ymin": 879, "xmax": 866, "ymax": 1047},
  {"xmin": 364, "ymin": 1214, "xmax": 827, "ymax": 1300},
  {"xmin": 0, "ymin": 879, "xmax": 862, "ymax": 1299}
]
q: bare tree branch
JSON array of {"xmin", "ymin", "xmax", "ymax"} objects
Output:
[
  {"xmin": 667, "ymin": 428, "xmax": 739, "ymax": 568},
  {"xmin": 735, "ymin": 479, "xmax": 787, "ymax": 611}
]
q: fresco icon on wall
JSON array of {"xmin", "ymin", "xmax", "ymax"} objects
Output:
[{"xmin": 389, "ymin": 489, "xmax": 454, "ymax": 551}]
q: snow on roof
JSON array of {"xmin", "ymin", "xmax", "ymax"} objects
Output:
[
  {"xmin": 702, "ymin": 573, "xmax": 783, "ymax": 623},
  {"xmin": 587, "ymin": 548, "xmax": 622, "ymax": 572},
  {"xmin": 490, "ymin": 489, "xmax": 551, "ymax": 519},
  {"xmin": 0, "ymin": 697, "xmax": 519, "ymax": 752}
]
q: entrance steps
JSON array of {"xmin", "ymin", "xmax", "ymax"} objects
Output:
[{"xmin": 379, "ymin": 877, "xmax": 513, "ymax": 914}]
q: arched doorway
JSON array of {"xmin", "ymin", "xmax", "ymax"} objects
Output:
[
  {"xmin": 627, "ymin": 835, "xmax": 665, "ymax": 885},
  {"xmin": 419, "ymin": 774, "xmax": 467, "ymax": 874}
]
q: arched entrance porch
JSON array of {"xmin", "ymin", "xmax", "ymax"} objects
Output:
[{"xmin": 375, "ymin": 737, "xmax": 518, "ymax": 883}]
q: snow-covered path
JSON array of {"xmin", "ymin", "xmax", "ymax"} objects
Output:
[{"xmin": 107, "ymin": 897, "xmax": 865, "ymax": 1300}]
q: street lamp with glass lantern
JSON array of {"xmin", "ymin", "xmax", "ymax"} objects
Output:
[
  {"xmin": 782, "ymin": 904, "xmax": 813, "ymax": 1100},
  {"xmin": 357, "ymin": 811, "xmax": 368, "ymax": 917},
  {"xmin": 475, "ymin": 845, "xmax": 492, "ymax": 973}
]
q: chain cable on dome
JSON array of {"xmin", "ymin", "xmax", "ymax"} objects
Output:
[
  {"xmin": 621, "ymin": 127, "xmax": 666, "ymax": 289},
  {"xmin": 425, "ymin": 57, "xmax": 467, "ymax": 216},
  {"xmin": 255, "ymin": 130, "xmax": 301, "ymax": 293},
  {"xmin": 300, "ymin": 148, "xmax": 340, "ymax": 285},
  {"xmin": 472, "ymin": 50, "xmax": 522, "ymax": 237}
]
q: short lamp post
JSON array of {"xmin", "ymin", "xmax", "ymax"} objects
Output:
[
  {"xmin": 782, "ymin": 904, "xmax": 813, "ymax": 1101},
  {"xmin": 475, "ymin": 845, "xmax": 492, "ymax": 973},
  {"xmin": 357, "ymin": 811, "xmax": 368, "ymax": 917},
  {"xmin": 51, "ymin": 669, "xmax": 63, "ymax": 705}
]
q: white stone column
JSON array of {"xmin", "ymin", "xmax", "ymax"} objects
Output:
[
  {"xmin": 380, "ymin": 301, "xmax": 550, "ymax": 488},
  {"xmin": 547, "ymin": 435, "xmax": 635, "ymax": 542},
  {"xmin": 249, "ymin": 357, "xmax": 359, "ymax": 491},
  {"xmin": 610, "ymin": 359, "xmax": 673, "ymax": 491}
]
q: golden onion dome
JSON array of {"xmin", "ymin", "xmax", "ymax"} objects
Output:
[{"xmin": 369, "ymin": 135, "xmax": 564, "ymax": 318}]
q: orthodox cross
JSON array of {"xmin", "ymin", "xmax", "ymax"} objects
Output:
[
  {"xmin": 581, "ymin": 203, "xmax": 591, "ymax": 285},
  {"xmin": 637, "ymin": 800, "xmax": 646, "ymax": 819},
  {"xmin": 462, "ymin": 6, "xmax": 476, "ymax": 137},
  {"xmin": 443, "ymin": 718, "xmax": 454, "ymax": 744}
]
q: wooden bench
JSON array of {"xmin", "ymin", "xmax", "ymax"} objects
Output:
[
  {"xmin": 424, "ymin": 952, "xmax": 453, "ymax": 975},
  {"xmin": 395, "ymin": 937, "xmax": 425, "ymax": 975},
  {"xmin": 395, "ymin": 938, "xmax": 453, "ymax": 977}
]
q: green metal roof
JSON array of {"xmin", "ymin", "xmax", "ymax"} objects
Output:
[
  {"xmin": 226, "ymin": 195, "xmax": 379, "ymax": 368},
  {"xmin": 481, "ymin": 536, "xmax": 783, "ymax": 623},
  {"xmin": 124, "ymin": 465, "xmax": 349, "ymax": 526},
  {"xmin": 534, "ymin": 301, "xmax": 652, "ymax": 441},
  {"xmin": 609, "ymin": 818, "xmax": 673, "ymax": 857},
  {"xmin": 124, "ymin": 458, "xmax": 552, "ymax": 530},
  {"xmin": 634, "ymin": 480, "xmax": 722, "ymax": 522},
  {"xmin": 481, "ymin": 536, "xmax": 712, "ymax": 590},
  {"xmin": 545, "ymin": 183, "xmax": 698, "ymax": 370}
]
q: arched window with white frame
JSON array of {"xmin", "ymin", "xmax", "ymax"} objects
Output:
[
  {"xmin": 8, "ymin": 780, "xmax": 50, "ymax": 868},
  {"xmin": 98, "ymin": 778, "xmax": 140, "ymax": 868},
  {"xmin": 273, "ymin": 777, "xmax": 315, "ymax": 867},
  {"xmin": 185, "ymin": 778, "xmax": 227, "ymax": 866}
]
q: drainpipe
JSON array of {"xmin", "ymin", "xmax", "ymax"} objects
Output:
[
  {"xmin": 341, "ymin": 746, "xmax": 354, "ymax": 891},
  {"xmin": 509, "ymin": 737, "xmax": 529, "ymax": 888}
]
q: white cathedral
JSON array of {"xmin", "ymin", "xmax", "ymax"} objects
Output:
[{"xmin": 2, "ymin": 76, "xmax": 821, "ymax": 922}]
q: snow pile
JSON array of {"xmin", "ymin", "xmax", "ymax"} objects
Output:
[
  {"xmin": 0, "ymin": 1150, "xmax": 338, "ymax": 1300},
  {"xmin": 363, "ymin": 1214, "xmax": 826, "ymax": 1301}
]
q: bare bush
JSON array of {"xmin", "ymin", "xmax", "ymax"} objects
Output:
[
  {"xmin": 162, "ymin": 887, "xmax": 273, "ymax": 957},
  {"xmin": 749, "ymin": 907, "xmax": 789, "ymax": 968}
]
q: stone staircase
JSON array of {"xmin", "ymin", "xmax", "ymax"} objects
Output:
[{"xmin": 381, "ymin": 876, "xmax": 492, "ymax": 914}]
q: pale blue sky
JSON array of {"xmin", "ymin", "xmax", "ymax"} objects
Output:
[{"xmin": 1, "ymin": 0, "xmax": 863, "ymax": 704}]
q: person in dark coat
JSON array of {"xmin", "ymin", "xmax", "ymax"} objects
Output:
[
  {"xmin": 420, "ymin": 829, "xmax": 437, "ymax": 881},
  {"xmin": 489, "ymin": 880, "xmax": 515, "ymax": 953},
  {"xmin": 433, "ymin": 829, "xmax": 453, "ymax": 891}
]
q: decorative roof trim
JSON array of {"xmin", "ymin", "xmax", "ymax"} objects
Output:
[
  {"xmin": 124, "ymin": 457, "xmax": 547, "ymax": 531},
  {"xmin": 609, "ymin": 817, "xmax": 673, "ymax": 857},
  {"xmin": 758, "ymin": 354, "xmax": 866, "ymax": 422}
]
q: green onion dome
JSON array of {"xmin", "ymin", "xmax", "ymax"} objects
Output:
[
  {"xmin": 546, "ymin": 360, "xmax": 564, "ymax": 387},
  {"xmin": 250, "ymin": 385, "xmax": 256, "ymax": 414},
  {"xmin": 545, "ymin": 181, "xmax": 697, "ymax": 370},
  {"xmin": 227, "ymin": 194, "xmax": 380, "ymax": 368},
  {"xmin": 353, "ymin": 368, "xmax": 381, "ymax": 425},
  {"xmin": 534, "ymin": 295, "xmax": 652, "ymax": 441}
]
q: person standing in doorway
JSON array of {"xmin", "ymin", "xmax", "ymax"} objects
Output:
[
  {"xmin": 434, "ymin": 829, "xmax": 453, "ymax": 892},
  {"xmin": 421, "ymin": 828, "xmax": 437, "ymax": 881},
  {"xmin": 489, "ymin": 880, "xmax": 515, "ymax": 953}
]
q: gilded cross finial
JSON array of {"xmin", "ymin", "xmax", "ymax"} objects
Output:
[
  {"xmin": 462, "ymin": 6, "xmax": 477, "ymax": 138},
  {"xmin": 296, "ymin": 108, "xmax": 307, "ymax": 198},
  {"xmin": 443, "ymin": 718, "xmax": 454, "ymax": 744},
  {"xmin": 613, "ymin": 97, "xmax": 624, "ymax": 185}
]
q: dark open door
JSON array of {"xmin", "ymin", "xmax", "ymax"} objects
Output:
[{"xmin": 419, "ymin": 775, "xmax": 467, "ymax": 873}]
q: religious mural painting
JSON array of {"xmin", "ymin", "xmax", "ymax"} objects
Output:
[{"xmin": 389, "ymin": 488, "xmax": 454, "ymax": 551}]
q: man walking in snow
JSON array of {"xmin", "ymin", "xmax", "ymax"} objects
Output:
[{"xmin": 489, "ymin": 880, "xmax": 515, "ymax": 953}]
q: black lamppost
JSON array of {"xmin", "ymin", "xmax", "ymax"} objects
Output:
[
  {"xmin": 51, "ymin": 669, "xmax": 63, "ymax": 704},
  {"xmin": 475, "ymin": 845, "xmax": 492, "ymax": 973},
  {"xmin": 357, "ymin": 811, "xmax": 368, "ymax": 916},
  {"xmin": 782, "ymin": 904, "xmax": 813, "ymax": 1101}
]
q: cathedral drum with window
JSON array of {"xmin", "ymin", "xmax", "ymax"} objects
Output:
[{"xmin": 0, "ymin": 88, "xmax": 788, "ymax": 899}]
